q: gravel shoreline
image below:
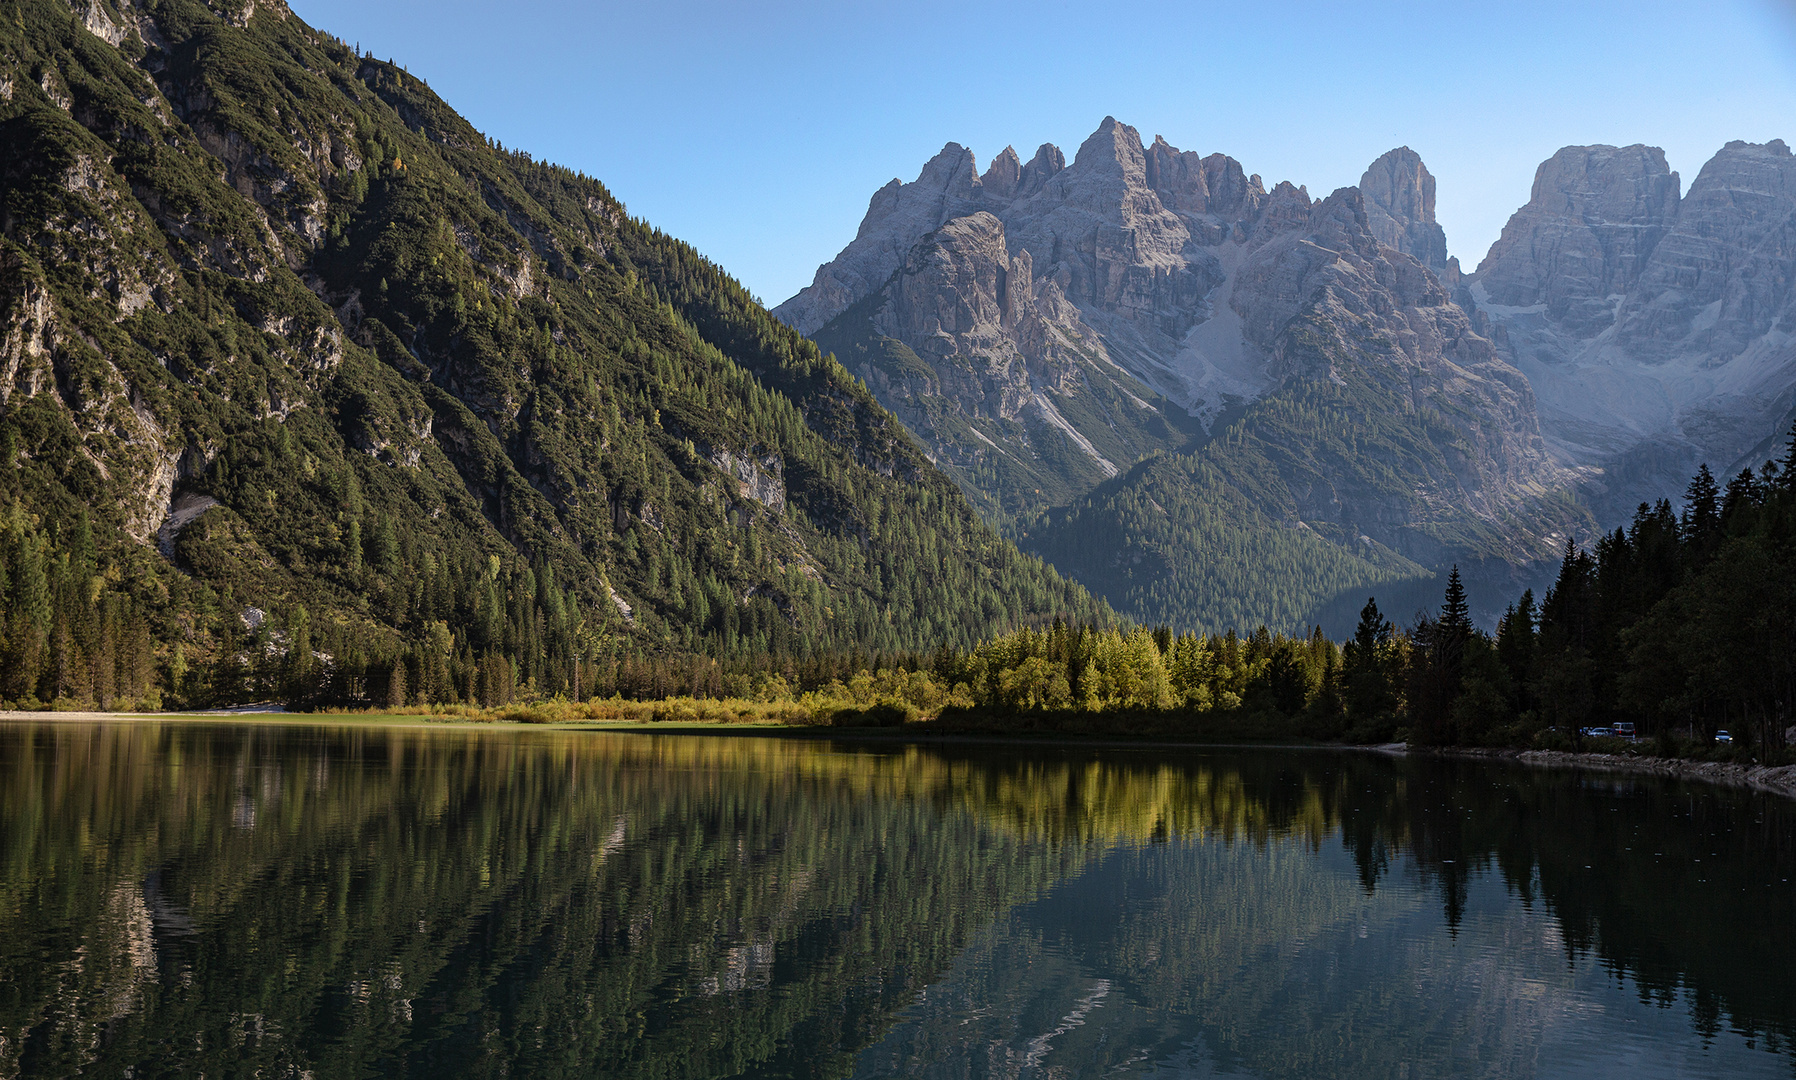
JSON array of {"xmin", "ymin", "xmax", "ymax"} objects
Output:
[{"xmin": 1404, "ymin": 744, "xmax": 1796, "ymax": 800}]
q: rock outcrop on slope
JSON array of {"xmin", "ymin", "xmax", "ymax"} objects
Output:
[
  {"xmin": 1359, "ymin": 147, "xmax": 1451, "ymax": 278},
  {"xmin": 1468, "ymin": 140, "xmax": 1796, "ymax": 517},
  {"xmin": 782, "ymin": 119, "xmax": 1583, "ymax": 630}
]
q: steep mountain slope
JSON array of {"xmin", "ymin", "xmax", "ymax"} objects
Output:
[
  {"xmin": 808, "ymin": 208, "xmax": 1202, "ymax": 523},
  {"xmin": 0, "ymin": 0, "xmax": 1102, "ymax": 707},
  {"xmin": 1024, "ymin": 183, "xmax": 1585, "ymax": 632},
  {"xmin": 1468, "ymin": 140, "xmax": 1796, "ymax": 518},
  {"xmin": 782, "ymin": 121, "xmax": 1584, "ymax": 632}
]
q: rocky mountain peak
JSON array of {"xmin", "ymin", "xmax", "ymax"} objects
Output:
[
  {"xmin": 1473, "ymin": 143, "xmax": 1680, "ymax": 335},
  {"xmin": 1019, "ymin": 143, "xmax": 1065, "ymax": 198},
  {"xmin": 981, "ymin": 145, "xmax": 1022, "ymax": 198},
  {"xmin": 777, "ymin": 141, "xmax": 983, "ymax": 335},
  {"xmin": 1723, "ymin": 138, "xmax": 1791, "ymax": 156},
  {"xmin": 1200, "ymin": 153, "xmax": 1262, "ymax": 219},
  {"xmin": 916, "ymin": 141, "xmax": 979, "ymax": 201},
  {"xmin": 1071, "ymin": 116, "xmax": 1148, "ymax": 180},
  {"xmin": 1612, "ymin": 137, "xmax": 1796, "ymax": 362},
  {"xmin": 1465, "ymin": 138, "xmax": 1794, "ymax": 524},
  {"xmin": 1250, "ymin": 180, "xmax": 1312, "ymax": 242},
  {"xmin": 1145, "ymin": 135, "xmax": 1211, "ymax": 214},
  {"xmin": 1360, "ymin": 147, "xmax": 1449, "ymax": 274}
]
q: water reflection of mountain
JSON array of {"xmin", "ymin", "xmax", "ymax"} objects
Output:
[{"xmin": 0, "ymin": 725, "xmax": 1790, "ymax": 1078}]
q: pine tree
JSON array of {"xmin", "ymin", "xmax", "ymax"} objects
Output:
[
  {"xmin": 346, "ymin": 519, "xmax": 363, "ymax": 575},
  {"xmin": 1350, "ymin": 597, "xmax": 1392, "ymax": 659},
  {"xmin": 169, "ymin": 642, "xmax": 188, "ymax": 706},
  {"xmin": 284, "ymin": 606, "xmax": 314, "ymax": 706},
  {"xmin": 1721, "ymin": 468, "xmax": 1763, "ymax": 528},
  {"xmin": 1495, "ymin": 589, "xmax": 1536, "ymax": 709},
  {"xmin": 0, "ymin": 427, "xmax": 17, "ymax": 496},
  {"xmin": 1342, "ymin": 597, "xmax": 1399, "ymax": 735}
]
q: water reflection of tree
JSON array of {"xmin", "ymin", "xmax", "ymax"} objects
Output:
[
  {"xmin": 0, "ymin": 726, "xmax": 1791, "ymax": 1076},
  {"xmin": 1334, "ymin": 758, "xmax": 1796, "ymax": 1055},
  {"xmin": 0, "ymin": 726, "xmax": 1100, "ymax": 1077}
]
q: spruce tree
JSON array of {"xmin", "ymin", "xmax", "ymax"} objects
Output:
[
  {"xmin": 0, "ymin": 427, "xmax": 16, "ymax": 496},
  {"xmin": 1721, "ymin": 468, "xmax": 1763, "ymax": 527},
  {"xmin": 1431, "ymin": 566, "xmax": 1473, "ymax": 703},
  {"xmin": 387, "ymin": 659, "xmax": 407, "ymax": 709},
  {"xmin": 1495, "ymin": 589, "xmax": 1536, "ymax": 710},
  {"xmin": 1682, "ymin": 464, "xmax": 1721, "ymax": 540},
  {"xmin": 1540, "ymin": 538, "xmax": 1595, "ymax": 649},
  {"xmin": 1440, "ymin": 566, "xmax": 1472, "ymax": 640},
  {"xmin": 1342, "ymin": 597, "xmax": 1398, "ymax": 735},
  {"xmin": 1350, "ymin": 597, "xmax": 1392, "ymax": 659}
]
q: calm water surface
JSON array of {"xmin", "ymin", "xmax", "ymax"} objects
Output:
[{"xmin": 1, "ymin": 722, "xmax": 1792, "ymax": 1079}]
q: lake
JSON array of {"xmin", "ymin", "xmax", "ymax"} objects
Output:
[{"xmin": 1, "ymin": 722, "xmax": 1791, "ymax": 1079}]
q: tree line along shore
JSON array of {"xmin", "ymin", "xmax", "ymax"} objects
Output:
[{"xmin": 3, "ymin": 436, "xmax": 1794, "ymax": 766}]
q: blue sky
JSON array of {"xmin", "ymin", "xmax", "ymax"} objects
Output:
[{"xmin": 289, "ymin": 0, "xmax": 1796, "ymax": 307}]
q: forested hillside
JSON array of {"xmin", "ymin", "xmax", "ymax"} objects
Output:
[
  {"xmin": 0, "ymin": 0, "xmax": 1103, "ymax": 709},
  {"xmin": 857, "ymin": 431, "xmax": 1794, "ymax": 757},
  {"xmin": 1020, "ymin": 256, "xmax": 1589, "ymax": 635}
]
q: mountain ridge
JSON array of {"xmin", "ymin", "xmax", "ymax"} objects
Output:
[
  {"xmin": 0, "ymin": 0, "xmax": 1105, "ymax": 708},
  {"xmin": 781, "ymin": 119, "xmax": 1597, "ymax": 631}
]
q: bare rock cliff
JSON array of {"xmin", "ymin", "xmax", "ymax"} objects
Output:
[
  {"xmin": 1359, "ymin": 147, "xmax": 1449, "ymax": 276},
  {"xmin": 1475, "ymin": 144, "xmax": 1681, "ymax": 337},
  {"xmin": 1468, "ymin": 140, "xmax": 1796, "ymax": 518}
]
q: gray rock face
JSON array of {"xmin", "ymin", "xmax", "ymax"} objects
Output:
[
  {"xmin": 779, "ymin": 117, "xmax": 1278, "ymax": 430},
  {"xmin": 775, "ymin": 142, "xmax": 982, "ymax": 337},
  {"xmin": 1616, "ymin": 140, "xmax": 1796, "ymax": 362},
  {"xmin": 1474, "ymin": 145, "xmax": 1681, "ymax": 337},
  {"xmin": 812, "ymin": 207, "xmax": 1167, "ymax": 519},
  {"xmin": 1360, "ymin": 147, "xmax": 1448, "ymax": 275},
  {"xmin": 1238, "ymin": 186, "xmax": 1567, "ymax": 558},
  {"xmin": 1467, "ymin": 140, "xmax": 1796, "ymax": 519}
]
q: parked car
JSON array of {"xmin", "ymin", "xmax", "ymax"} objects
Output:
[
  {"xmin": 1613, "ymin": 722, "xmax": 1636, "ymax": 739},
  {"xmin": 1715, "ymin": 730, "xmax": 1732, "ymax": 744},
  {"xmin": 1580, "ymin": 726, "xmax": 1613, "ymax": 738}
]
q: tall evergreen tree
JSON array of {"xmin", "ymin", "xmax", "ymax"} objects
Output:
[
  {"xmin": 1439, "ymin": 566, "xmax": 1472, "ymax": 639},
  {"xmin": 1682, "ymin": 464, "xmax": 1722, "ymax": 545},
  {"xmin": 1342, "ymin": 598, "xmax": 1399, "ymax": 736},
  {"xmin": 1722, "ymin": 468, "xmax": 1764, "ymax": 529}
]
